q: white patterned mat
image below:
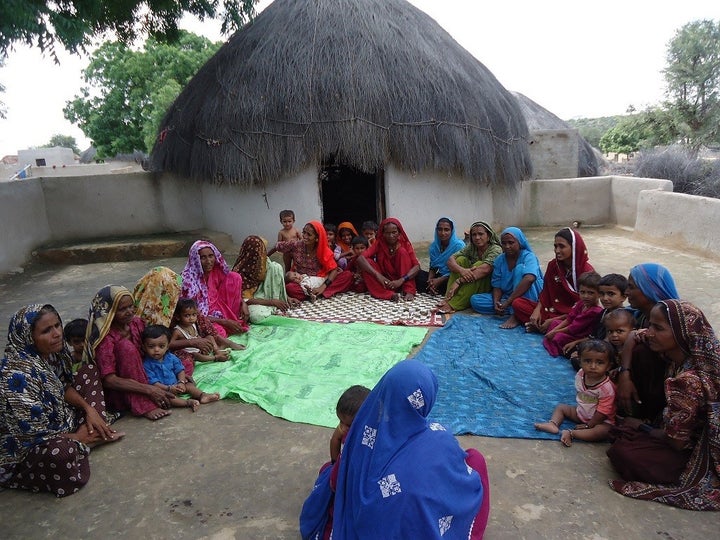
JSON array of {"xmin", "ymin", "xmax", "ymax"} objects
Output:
[{"xmin": 283, "ymin": 292, "xmax": 447, "ymax": 327}]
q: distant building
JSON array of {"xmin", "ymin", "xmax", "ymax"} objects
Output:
[{"xmin": 17, "ymin": 147, "xmax": 75, "ymax": 167}]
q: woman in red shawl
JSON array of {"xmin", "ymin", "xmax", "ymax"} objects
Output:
[
  {"xmin": 512, "ymin": 227, "xmax": 593, "ymax": 333},
  {"xmin": 608, "ymin": 300, "xmax": 720, "ymax": 511},
  {"xmin": 356, "ymin": 218, "xmax": 421, "ymax": 301},
  {"xmin": 274, "ymin": 221, "xmax": 339, "ymax": 301},
  {"xmin": 181, "ymin": 241, "xmax": 249, "ymax": 338}
]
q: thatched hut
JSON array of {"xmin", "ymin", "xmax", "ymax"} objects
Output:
[
  {"xmin": 151, "ymin": 0, "xmax": 531, "ymax": 240},
  {"xmin": 513, "ymin": 92, "xmax": 600, "ymax": 178}
]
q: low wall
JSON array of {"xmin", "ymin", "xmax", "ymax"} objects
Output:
[
  {"xmin": 635, "ymin": 190, "xmax": 720, "ymax": 255},
  {"xmin": 0, "ymin": 171, "xmax": 716, "ymax": 274}
]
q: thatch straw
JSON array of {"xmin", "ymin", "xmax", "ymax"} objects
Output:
[
  {"xmin": 512, "ymin": 92, "xmax": 599, "ymax": 177},
  {"xmin": 150, "ymin": 0, "xmax": 532, "ymax": 186}
]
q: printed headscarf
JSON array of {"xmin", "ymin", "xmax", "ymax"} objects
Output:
[
  {"xmin": 332, "ymin": 360, "xmax": 484, "ymax": 538},
  {"xmin": 232, "ymin": 235, "xmax": 268, "ymax": 291},
  {"xmin": 180, "ymin": 240, "xmax": 232, "ymax": 315},
  {"xmin": 133, "ymin": 266, "xmax": 182, "ymax": 327},
  {"xmin": 84, "ymin": 285, "xmax": 134, "ymax": 363}
]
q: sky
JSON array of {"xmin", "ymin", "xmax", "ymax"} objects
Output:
[{"xmin": 1, "ymin": 0, "xmax": 718, "ymax": 158}]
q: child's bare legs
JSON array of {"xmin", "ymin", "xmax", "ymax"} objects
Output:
[
  {"xmin": 185, "ymin": 382, "xmax": 220, "ymax": 404},
  {"xmin": 560, "ymin": 423, "xmax": 612, "ymax": 447},
  {"xmin": 215, "ymin": 334, "xmax": 245, "ymax": 351},
  {"xmin": 169, "ymin": 396, "xmax": 200, "ymax": 412},
  {"xmin": 534, "ymin": 404, "xmax": 579, "ymax": 434},
  {"xmin": 193, "ymin": 351, "xmax": 217, "ymax": 362}
]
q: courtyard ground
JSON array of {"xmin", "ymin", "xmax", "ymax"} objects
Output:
[{"xmin": 0, "ymin": 226, "xmax": 717, "ymax": 539}]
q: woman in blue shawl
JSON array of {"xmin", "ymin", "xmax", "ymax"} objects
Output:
[
  {"xmin": 426, "ymin": 217, "xmax": 466, "ymax": 295},
  {"xmin": 470, "ymin": 227, "xmax": 544, "ymax": 328},
  {"xmin": 617, "ymin": 263, "xmax": 680, "ymax": 422},
  {"xmin": 330, "ymin": 361, "xmax": 490, "ymax": 539}
]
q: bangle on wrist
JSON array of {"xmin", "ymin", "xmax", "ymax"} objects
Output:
[
  {"xmin": 403, "ymin": 274, "xmax": 410, "ymax": 282},
  {"xmin": 324, "ymin": 278, "xmax": 332, "ymax": 286},
  {"xmin": 638, "ymin": 423, "xmax": 653, "ymax": 433}
]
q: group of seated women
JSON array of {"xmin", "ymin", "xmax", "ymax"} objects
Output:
[{"xmin": 1, "ymin": 217, "xmax": 718, "ymax": 520}]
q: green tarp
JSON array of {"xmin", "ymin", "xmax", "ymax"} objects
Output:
[{"xmin": 192, "ymin": 316, "xmax": 427, "ymax": 428}]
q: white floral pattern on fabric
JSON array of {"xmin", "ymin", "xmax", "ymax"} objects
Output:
[
  {"xmin": 362, "ymin": 425, "xmax": 377, "ymax": 449},
  {"xmin": 429, "ymin": 422, "xmax": 445, "ymax": 431},
  {"xmin": 438, "ymin": 515, "xmax": 453, "ymax": 535},
  {"xmin": 378, "ymin": 473, "xmax": 402, "ymax": 498},
  {"xmin": 407, "ymin": 388, "xmax": 424, "ymax": 409}
]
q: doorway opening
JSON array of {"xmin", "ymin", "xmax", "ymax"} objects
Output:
[{"xmin": 319, "ymin": 161, "xmax": 384, "ymax": 232}]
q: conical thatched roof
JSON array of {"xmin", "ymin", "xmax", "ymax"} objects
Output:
[
  {"xmin": 512, "ymin": 92, "xmax": 599, "ymax": 177},
  {"xmin": 151, "ymin": 0, "xmax": 532, "ymax": 186}
]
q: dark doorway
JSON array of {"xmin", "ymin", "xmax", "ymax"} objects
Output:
[{"xmin": 319, "ymin": 162, "xmax": 384, "ymax": 231}]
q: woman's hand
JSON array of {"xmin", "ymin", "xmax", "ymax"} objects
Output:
[
  {"xmin": 459, "ymin": 268, "xmax": 475, "ymax": 283},
  {"xmin": 193, "ymin": 337, "xmax": 214, "ymax": 354},
  {"xmin": 147, "ymin": 384, "xmax": 175, "ymax": 409},
  {"xmin": 82, "ymin": 405, "xmax": 116, "ymax": 440},
  {"xmin": 220, "ymin": 319, "xmax": 246, "ymax": 336}
]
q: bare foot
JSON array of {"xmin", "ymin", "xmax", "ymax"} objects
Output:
[
  {"xmin": 230, "ymin": 342, "xmax": 246, "ymax": 351},
  {"xmin": 434, "ymin": 302, "xmax": 455, "ymax": 314},
  {"xmin": 499, "ymin": 315, "xmax": 520, "ymax": 329},
  {"xmin": 534, "ymin": 421, "xmax": 560, "ymax": 434},
  {"xmin": 186, "ymin": 399, "xmax": 200, "ymax": 412},
  {"xmin": 525, "ymin": 321, "xmax": 539, "ymax": 333},
  {"xmin": 144, "ymin": 408, "xmax": 172, "ymax": 421},
  {"xmin": 560, "ymin": 430, "xmax": 573, "ymax": 447},
  {"xmin": 199, "ymin": 392, "xmax": 220, "ymax": 404},
  {"xmin": 390, "ymin": 293, "xmax": 401, "ymax": 302},
  {"xmin": 403, "ymin": 293, "xmax": 415, "ymax": 302},
  {"xmin": 87, "ymin": 430, "xmax": 126, "ymax": 448},
  {"xmin": 214, "ymin": 349, "xmax": 230, "ymax": 361}
]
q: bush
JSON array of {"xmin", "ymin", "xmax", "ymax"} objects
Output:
[{"xmin": 634, "ymin": 146, "xmax": 720, "ymax": 198}]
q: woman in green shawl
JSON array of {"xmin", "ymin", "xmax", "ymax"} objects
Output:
[{"xmin": 435, "ymin": 221, "xmax": 502, "ymax": 313}]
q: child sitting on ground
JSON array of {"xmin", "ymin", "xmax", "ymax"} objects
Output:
[
  {"xmin": 170, "ymin": 298, "xmax": 245, "ymax": 374},
  {"xmin": 267, "ymin": 209, "xmax": 303, "ymax": 271},
  {"xmin": 543, "ymin": 271, "xmax": 603, "ymax": 357},
  {"xmin": 64, "ymin": 317, "xmax": 88, "ymax": 367},
  {"xmin": 142, "ymin": 324, "xmax": 220, "ymax": 412},
  {"xmin": 535, "ymin": 339, "xmax": 617, "ymax": 446},
  {"xmin": 324, "ymin": 223, "xmax": 347, "ymax": 270},
  {"xmin": 330, "ymin": 384, "xmax": 371, "ymax": 463},
  {"xmin": 286, "ymin": 270, "xmax": 325, "ymax": 301}
]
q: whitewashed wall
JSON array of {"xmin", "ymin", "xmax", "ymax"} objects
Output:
[{"xmin": 385, "ymin": 165, "xmax": 494, "ymax": 242}]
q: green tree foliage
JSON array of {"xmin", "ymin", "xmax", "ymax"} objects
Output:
[
  {"xmin": 664, "ymin": 19, "xmax": 720, "ymax": 152},
  {"xmin": 1, "ymin": 1, "xmax": 256, "ymax": 61},
  {"xmin": 64, "ymin": 31, "xmax": 220, "ymax": 156},
  {"xmin": 598, "ymin": 108, "xmax": 680, "ymax": 154},
  {"xmin": 44, "ymin": 134, "xmax": 80, "ymax": 154},
  {"xmin": 566, "ymin": 116, "xmax": 620, "ymax": 148},
  {"xmin": 0, "ymin": 57, "xmax": 6, "ymax": 120}
]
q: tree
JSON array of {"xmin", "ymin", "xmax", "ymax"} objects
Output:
[
  {"xmin": 64, "ymin": 31, "xmax": 220, "ymax": 156},
  {"xmin": 664, "ymin": 19, "xmax": 720, "ymax": 152},
  {"xmin": 599, "ymin": 122, "xmax": 641, "ymax": 154},
  {"xmin": 0, "ymin": 1, "xmax": 256, "ymax": 61},
  {"xmin": 598, "ymin": 108, "xmax": 680, "ymax": 154},
  {"xmin": 44, "ymin": 134, "xmax": 80, "ymax": 154}
]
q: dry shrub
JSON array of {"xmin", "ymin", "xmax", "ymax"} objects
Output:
[{"xmin": 634, "ymin": 145, "xmax": 720, "ymax": 198}]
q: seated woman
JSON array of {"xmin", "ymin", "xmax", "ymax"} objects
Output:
[
  {"xmin": 616, "ymin": 262, "xmax": 680, "ymax": 423},
  {"xmin": 355, "ymin": 218, "xmax": 421, "ymax": 301},
  {"xmin": 85, "ymin": 286, "xmax": 175, "ymax": 420},
  {"xmin": 231, "ymin": 235, "xmax": 299, "ymax": 322},
  {"xmin": 512, "ymin": 227, "xmax": 593, "ymax": 333},
  {"xmin": 336, "ymin": 221, "xmax": 359, "ymax": 260},
  {"xmin": 0, "ymin": 304, "xmax": 123, "ymax": 497},
  {"xmin": 435, "ymin": 220, "xmax": 502, "ymax": 313},
  {"xmin": 425, "ymin": 217, "xmax": 466, "ymax": 296},
  {"xmin": 607, "ymin": 300, "xmax": 720, "ymax": 511},
  {"xmin": 181, "ymin": 240, "xmax": 249, "ymax": 337},
  {"xmin": 273, "ymin": 221, "xmax": 339, "ymax": 301},
  {"xmin": 330, "ymin": 360, "xmax": 490, "ymax": 538},
  {"xmin": 470, "ymin": 227, "xmax": 544, "ymax": 329}
]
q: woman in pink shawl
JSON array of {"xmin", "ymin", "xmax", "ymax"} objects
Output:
[{"xmin": 181, "ymin": 241, "xmax": 249, "ymax": 337}]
